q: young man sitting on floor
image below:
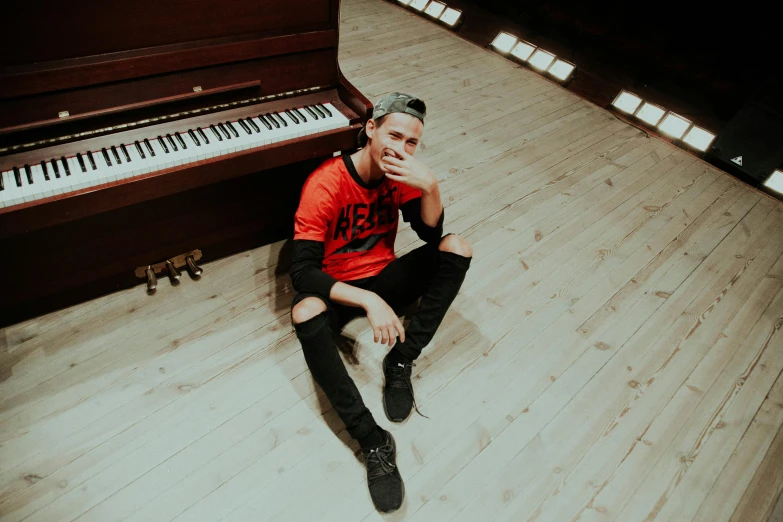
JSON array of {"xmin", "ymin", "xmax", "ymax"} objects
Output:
[{"xmin": 290, "ymin": 92, "xmax": 472, "ymax": 512}]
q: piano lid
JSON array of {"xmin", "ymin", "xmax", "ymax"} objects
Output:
[{"xmin": 0, "ymin": 0, "xmax": 343, "ymax": 138}]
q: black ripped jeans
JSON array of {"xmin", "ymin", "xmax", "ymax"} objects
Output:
[{"xmin": 292, "ymin": 241, "xmax": 471, "ymax": 443}]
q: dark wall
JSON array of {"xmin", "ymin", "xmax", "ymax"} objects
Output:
[{"xmin": 461, "ymin": 0, "xmax": 781, "ymax": 124}]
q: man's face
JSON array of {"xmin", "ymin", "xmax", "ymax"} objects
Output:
[{"xmin": 365, "ymin": 112, "xmax": 424, "ymax": 170}]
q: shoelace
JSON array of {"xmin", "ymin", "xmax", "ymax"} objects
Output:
[
  {"xmin": 365, "ymin": 442, "xmax": 397, "ymax": 480},
  {"xmin": 388, "ymin": 362, "xmax": 429, "ymax": 419}
]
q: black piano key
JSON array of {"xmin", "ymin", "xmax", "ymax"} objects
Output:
[
  {"xmin": 217, "ymin": 123, "xmax": 231, "ymax": 139},
  {"xmin": 61, "ymin": 157, "xmax": 71, "ymax": 176},
  {"xmin": 50, "ymin": 159, "xmax": 60, "ymax": 178},
  {"xmin": 210, "ymin": 125, "xmax": 223, "ymax": 141},
  {"xmin": 111, "ymin": 146, "xmax": 122, "ymax": 164},
  {"xmin": 197, "ymin": 127, "xmax": 210, "ymax": 144},
  {"xmin": 157, "ymin": 136, "xmax": 170, "ymax": 154},
  {"xmin": 272, "ymin": 112, "xmax": 287, "ymax": 127},
  {"xmin": 135, "ymin": 141, "xmax": 146, "ymax": 159},
  {"xmin": 40, "ymin": 161, "xmax": 50, "ymax": 181},
  {"xmin": 285, "ymin": 109, "xmax": 299, "ymax": 124},
  {"xmin": 258, "ymin": 114, "xmax": 273, "ymax": 130},
  {"xmin": 144, "ymin": 139, "xmax": 155, "ymax": 157},
  {"xmin": 87, "ymin": 151, "xmax": 97, "ymax": 170},
  {"xmin": 102, "ymin": 148, "xmax": 112, "ymax": 167},
  {"xmin": 225, "ymin": 121, "xmax": 240, "ymax": 138},
  {"xmin": 175, "ymin": 132, "xmax": 187, "ymax": 149},
  {"xmin": 266, "ymin": 113, "xmax": 280, "ymax": 128},
  {"xmin": 317, "ymin": 103, "xmax": 332, "ymax": 117},
  {"xmin": 305, "ymin": 106, "xmax": 319, "ymax": 119},
  {"xmin": 0, "ymin": 173, "xmax": 3, "ymax": 191},
  {"xmin": 13, "ymin": 167, "xmax": 22, "ymax": 187},
  {"xmin": 246, "ymin": 118, "xmax": 260, "ymax": 133},
  {"xmin": 76, "ymin": 153, "xmax": 87, "ymax": 172},
  {"xmin": 294, "ymin": 108, "xmax": 307, "ymax": 122},
  {"xmin": 121, "ymin": 144, "xmax": 132, "ymax": 162},
  {"xmin": 188, "ymin": 130, "xmax": 200, "ymax": 146},
  {"xmin": 312, "ymin": 104, "xmax": 326, "ymax": 118},
  {"xmin": 24, "ymin": 165, "xmax": 33, "ymax": 184},
  {"xmin": 166, "ymin": 134, "xmax": 178, "ymax": 152},
  {"xmin": 237, "ymin": 119, "xmax": 252, "ymax": 135}
]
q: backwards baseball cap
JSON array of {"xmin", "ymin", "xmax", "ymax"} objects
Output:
[{"xmin": 357, "ymin": 91, "xmax": 427, "ymax": 147}]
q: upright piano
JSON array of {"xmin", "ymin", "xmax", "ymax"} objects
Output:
[{"xmin": 0, "ymin": 0, "xmax": 372, "ymax": 327}]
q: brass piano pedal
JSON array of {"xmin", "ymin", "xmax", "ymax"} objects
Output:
[
  {"xmin": 135, "ymin": 249, "xmax": 202, "ymax": 292},
  {"xmin": 165, "ymin": 260, "xmax": 181, "ymax": 285},
  {"xmin": 185, "ymin": 255, "xmax": 203, "ymax": 278},
  {"xmin": 145, "ymin": 266, "xmax": 157, "ymax": 294}
]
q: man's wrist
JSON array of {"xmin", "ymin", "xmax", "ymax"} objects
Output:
[
  {"xmin": 422, "ymin": 177, "xmax": 439, "ymax": 196},
  {"xmin": 359, "ymin": 290, "xmax": 378, "ymax": 310}
]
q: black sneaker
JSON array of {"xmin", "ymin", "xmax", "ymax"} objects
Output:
[
  {"xmin": 362, "ymin": 429, "xmax": 404, "ymax": 512},
  {"xmin": 383, "ymin": 354, "xmax": 428, "ymax": 422}
]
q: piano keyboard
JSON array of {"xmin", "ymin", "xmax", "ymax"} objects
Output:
[{"xmin": 0, "ymin": 102, "xmax": 349, "ymax": 209}]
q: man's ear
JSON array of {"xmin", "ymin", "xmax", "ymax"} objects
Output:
[{"xmin": 365, "ymin": 118, "xmax": 376, "ymax": 140}]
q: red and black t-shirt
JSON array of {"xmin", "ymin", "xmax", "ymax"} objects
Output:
[{"xmin": 290, "ymin": 155, "xmax": 443, "ymax": 298}]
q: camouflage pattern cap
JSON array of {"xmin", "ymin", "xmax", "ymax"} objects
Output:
[{"xmin": 357, "ymin": 92, "xmax": 426, "ymax": 147}]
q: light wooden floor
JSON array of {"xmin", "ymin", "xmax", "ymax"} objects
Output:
[{"xmin": 2, "ymin": 0, "xmax": 783, "ymax": 520}]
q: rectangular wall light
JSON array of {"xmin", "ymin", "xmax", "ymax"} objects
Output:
[
  {"xmin": 636, "ymin": 102, "xmax": 666, "ymax": 126},
  {"xmin": 491, "ymin": 32, "xmax": 518, "ymax": 53},
  {"xmin": 658, "ymin": 112, "xmax": 692, "ymax": 139},
  {"xmin": 439, "ymin": 7, "xmax": 462, "ymax": 25},
  {"xmin": 529, "ymin": 49, "xmax": 556, "ymax": 71},
  {"xmin": 424, "ymin": 1, "xmax": 446, "ymax": 17},
  {"xmin": 682, "ymin": 126, "xmax": 716, "ymax": 152},
  {"xmin": 510, "ymin": 40, "xmax": 536, "ymax": 61},
  {"xmin": 410, "ymin": 0, "xmax": 429, "ymax": 10},
  {"xmin": 764, "ymin": 170, "xmax": 783, "ymax": 194},
  {"xmin": 611, "ymin": 91, "xmax": 643, "ymax": 114},
  {"xmin": 548, "ymin": 59, "xmax": 575, "ymax": 81}
]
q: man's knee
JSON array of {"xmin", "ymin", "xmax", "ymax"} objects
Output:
[
  {"xmin": 292, "ymin": 297, "xmax": 328, "ymax": 325},
  {"xmin": 439, "ymin": 234, "xmax": 473, "ymax": 258}
]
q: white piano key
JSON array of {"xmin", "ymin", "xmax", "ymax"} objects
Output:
[
  {"xmin": 30, "ymin": 164, "xmax": 54, "ymax": 199},
  {"xmin": 48, "ymin": 159, "xmax": 67, "ymax": 195},
  {"xmin": 127, "ymin": 144, "xmax": 148, "ymax": 176},
  {"xmin": 6, "ymin": 169, "xmax": 26, "ymax": 207},
  {"xmin": 0, "ymin": 171, "xmax": 14, "ymax": 207},
  {"xmin": 18, "ymin": 167, "xmax": 33, "ymax": 202}
]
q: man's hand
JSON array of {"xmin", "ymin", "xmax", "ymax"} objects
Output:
[
  {"xmin": 381, "ymin": 150, "xmax": 437, "ymax": 194},
  {"xmin": 364, "ymin": 293, "xmax": 406, "ymax": 347}
]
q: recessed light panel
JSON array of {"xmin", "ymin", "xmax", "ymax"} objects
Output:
[
  {"xmin": 658, "ymin": 112, "xmax": 692, "ymax": 139},
  {"xmin": 548, "ymin": 59, "xmax": 575, "ymax": 81},
  {"xmin": 611, "ymin": 91, "xmax": 643, "ymax": 114},
  {"xmin": 682, "ymin": 126, "xmax": 716, "ymax": 151},
  {"xmin": 510, "ymin": 41, "xmax": 536, "ymax": 61},
  {"xmin": 440, "ymin": 7, "xmax": 462, "ymax": 25},
  {"xmin": 491, "ymin": 32, "xmax": 517, "ymax": 53},
  {"xmin": 636, "ymin": 102, "xmax": 666, "ymax": 126},
  {"xmin": 764, "ymin": 170, "xmax": 783, "ymax": 194},
  {"xmin": 424, "ymin": 1, "xmax": 446, "ymax": 17},
  {"xmin": 528, "ymin": 49, "xmax": 556, "ymax": 71}
]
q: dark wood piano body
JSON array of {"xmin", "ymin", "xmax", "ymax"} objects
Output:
[{"xmin": 0, "ymin": 0, "xmax": 372, "ymax": 327}]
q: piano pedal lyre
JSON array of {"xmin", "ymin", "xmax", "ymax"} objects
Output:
[{"xmin": 135, "ymin": 249, "xmax": 203, "ymax": 294}]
